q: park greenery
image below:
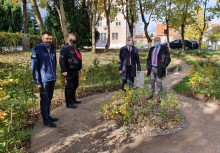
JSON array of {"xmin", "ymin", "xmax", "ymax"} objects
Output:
[
  {"xmin": 0, "ymin": 51, "xmax": 123, "ymax": 152},
  {"xmin": 1, "ymin": 0, "xmax": 220, "ymax": 152},
  {"xmin": 172, "ymin": 50, "xmax": 220, "ymax": 100},
  {"xmin": 0, "ymin": 48, "xmax": 219, "ymax": 152},
  {"xmin": 1, "ymin": 0, "xmax": 220, "ymax": 51}
]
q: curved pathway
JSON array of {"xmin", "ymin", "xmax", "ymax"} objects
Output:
[{"xmin": 31, "ymin": 60, "xmax": 220, "ymax": 153}]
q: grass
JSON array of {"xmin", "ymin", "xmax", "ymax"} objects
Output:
[
  {"xmin": 173, "ymin": 76, "xmax": 192, "ymax": 94},
  {"xmin": 170, "ymin": 49, "xmax": 220, "ymax": 65},
  {"xmin": 0, "ymin": 49, "xmax": 179, "ymax": 72}
]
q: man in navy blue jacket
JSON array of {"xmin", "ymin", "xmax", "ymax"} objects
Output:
[
  {"xmin": 31, "ymin": 31, "xmax": 58, "ymax": 128},
  {"xmin": 118, "ymin": 36, "xmax": 141, "ymax": 91}
]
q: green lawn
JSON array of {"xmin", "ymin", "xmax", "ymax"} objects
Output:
[{"xmin": 0, "ymin": 49, "xmax": 180, "ymax": 71}]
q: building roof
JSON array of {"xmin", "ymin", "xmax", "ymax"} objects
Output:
[{"xmin": 156, "ymin": 24, "xmax": 177, "ymax": 36}]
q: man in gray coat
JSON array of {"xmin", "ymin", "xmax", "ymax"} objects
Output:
[{"xmin": 145, "ymin": 37, "xmax": 171, "ymax": 99}]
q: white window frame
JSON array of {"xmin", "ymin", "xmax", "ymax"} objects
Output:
[{"xmin": 112, "ymin": 33, "xmax": 118, "ymax": 40}]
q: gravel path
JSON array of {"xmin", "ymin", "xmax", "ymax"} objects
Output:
[{"xmin": 31, "ymin": 60, "xmax": 220, "ymax": 153}]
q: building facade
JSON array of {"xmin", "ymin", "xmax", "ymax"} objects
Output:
[
  {"xmin": 96, "ymin": 13, "xmax": 130, "ymax": 49},
  {"xmin": 156, "ymin": 24, "xmax": 180, "ymax": 43}
]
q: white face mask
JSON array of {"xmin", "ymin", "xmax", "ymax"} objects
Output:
[{"xmin": 127, "ymin": 41, "xmax": 133, "ymax": 46}]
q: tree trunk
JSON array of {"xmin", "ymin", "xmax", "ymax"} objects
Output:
[
  {"xmin": 181, "ymin": 24, "xmax": 185, "ymax": 51},
  {"xmin": 129, "ymin": 23, "xmax": 134, "ymax": 37},
  {"xmin": 198, "ymin": 31, "xmax": 203, "ymax": 49},
  {"xmin": 22, "ymin": 0, "xmax": 28, "ymax": 34},
  {"xmin": 59, "ymin": 0, "xmax": 68, "ymax": 42},
  {"xmin": 138, "ymin": 0, "xmax": 152, "ymax": 46},
  {"xmin": 165, "ymin": 17, "xmax": 170, "ymax": 49},
  {"xmin": 85, "ymin": 0, "xmax": 92, "ymax": 31},
  {"xmin": 55, "ymin": 0, "xmax": 68, "ymax": 43},
  {"xmin": 105, "ymin": 14, "xmax": 110, "ymax": 52},
  {"xmin": 92, "ymin": 0, "xmax": 97, "ymax": 53},
  {"xmin": 144, "ymin": 23, "xmax": 152, "ymax": 46},
  {"xmin": 29, "ymin": 0, "xmax": 45, "ymax": 34}
]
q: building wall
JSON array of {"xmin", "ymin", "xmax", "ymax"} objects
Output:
[
  {"xmin": 96, "ymin": 13, "xmax": 129, "ymax": 48},
  {"xmin": 156, "ymin": 24, "xmax": 180, "ymax": 43},
  {"xmin": 158, "ymin": 36, "xmax": 176, "ymax": 43},
  {"xmin": 135, "ymin": 33, "xmax": 149, "ymax": 47}
]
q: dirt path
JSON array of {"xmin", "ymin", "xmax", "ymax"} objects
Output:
[{"xmin": 31, "ymin": 60, "xmax": 220, "ymax": 153}]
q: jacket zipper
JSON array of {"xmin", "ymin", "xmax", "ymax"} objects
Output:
[{"xmin": 48, "ymin": 50, "xmax": 55, "ymax": 79}]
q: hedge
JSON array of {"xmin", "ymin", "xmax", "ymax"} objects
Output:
[{"xmin": 0, "ymin": 32, "xmax": 58, "ymax": 51}]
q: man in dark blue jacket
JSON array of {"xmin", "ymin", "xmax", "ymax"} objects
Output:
[
  {"xmin": 118, "ymin": 36, "xmax": 141, "ymax": 91},
  {"xmin": 31, "ymin": 31, "xmax": 58, "ymax": 128}
]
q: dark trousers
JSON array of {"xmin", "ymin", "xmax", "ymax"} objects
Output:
[
  {"xmin": 121, "ymin": 66, "xmax": 134, "ymax": 91},
  {"xmin": 65, "ymin": 72, "xmax": 79, "ymax": 106},
  {"xmin": 39, "ymin": 81, "xmax": 55, "ymax": 124}
]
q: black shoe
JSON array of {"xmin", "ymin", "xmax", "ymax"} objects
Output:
[
  {"xmin": 49, "ymin": 117, "xmax": 59, "ymax": 122},
  {"xmin": 156, "ymin": 97, "xmax": 161, "ymax": 103},
  {"xmin": 44, "ymin": 122, "xmax": 57, "ymax": 128},
  {"xmin": 146, "ymin": 94, "xmax": 154, "ymax": 100},
  {"xmin": 66, "ymin": 104, "xmax": 77, "ymax": 109},
  {"xmin": 74, "ymin": 101, "xmax": 81, "ymax": 104}
]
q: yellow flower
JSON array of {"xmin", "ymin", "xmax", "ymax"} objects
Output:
[{"xmin": 0, "ymin": 111, "xmax": 7, "ymax": 119}]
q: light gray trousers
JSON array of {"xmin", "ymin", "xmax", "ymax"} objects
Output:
[{"xmin": 150, "ymin": 67, "xmax": 163, "ymax": 94}]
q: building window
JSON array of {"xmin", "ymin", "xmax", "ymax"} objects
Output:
[
  {"xmin": 112, "ymin": 33, "xmax": 118, "ymax": 40},
  {"xmin": 100, "ymin": 33, "xmax": 106, "ymax": 41},
  {"xmin": 97, "ymin": 21, "xmax": 102, "ymax": 27},
  {"xmin": 116, "ymin": 21, "xmax": 121, "ymax": 26},
  {"xmin": 164, "ymin": 29, "xmax": 168, "ymax": 34}
]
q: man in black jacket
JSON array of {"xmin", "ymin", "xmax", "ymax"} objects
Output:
[
  {"xmin": 59, "ymin": 34, "xmax": 82, "ymax": 108},
  {"xmin": 118, "ymin": 36, "xmax": 141, "ymax": 91},
  {"xmin": 145, "ymin": 37, "xmax": 171, "ymax": 98}
]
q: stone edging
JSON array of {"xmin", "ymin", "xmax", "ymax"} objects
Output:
[{"xmin": 107, "ymin": 113, "xmax": 187, "ymax": 137}]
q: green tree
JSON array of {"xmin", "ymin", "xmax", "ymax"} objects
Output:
[
  {"xmin": 45, "ymin": 0, "xmax": 98, "ymax": 48},
  {"xmin": 98, "ymin": 0, "xmax": 118, "ymax": 51},
  {"xmin": 191, "ymin": 0, "xmax": 212, "ymax": 49},
  {"xmin": 170, "ymin": 0, "xmax": 200, "ymax": 51},
  {"xmin": 29, "ymin": 0, "xmax": 46, "ymax": 34},
  {"xmin": 155, "ymin": 0, "xmax": 173, "ymax": 48},
  {"xmin": 44, "ymin": 4, "xmax": 63, "ymax": 43},
  {"xmin": 28, "ymin": 9, "xmax": 40, "ymax": 35},
  {"xmin": 117, "ymin": 0, "xmax": 138, "ymax": 37},
  {"xmin": 0, "ymin": 0, "xmax": 22, "ymax": 32},
  {"xmin": 53, "ymin": 0, "xmax": 68, "ymax": 43},
  {"xmin": 138, "ymin": 0, "xmax": 159, "ymax": 45},
  {"xmin": 64, "ymin": 0, "xmax": 92, "ymax": 47}
]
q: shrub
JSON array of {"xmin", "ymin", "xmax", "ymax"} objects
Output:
[
  {"xmin": 77, "ymin": 58, "xmax": 121, "ymax": 94},
  {"xmin": 0, "ymin": 32, "xmax": 58, "ymax": 51},
  {"xmin": 100, "ymin": 86, "xmax": 182, "ymax": 130},
  {"xmin": 188, "ymin": 62, "xmax": 220, "ymax": 99},
  {"xmin": 0, "ymin": 64, "xmax": 37, "ymax": 152}
]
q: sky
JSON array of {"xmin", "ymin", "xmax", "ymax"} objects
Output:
[{"xmin": 39, "ymin": 0, "xmax": 220, "ymax": 35}]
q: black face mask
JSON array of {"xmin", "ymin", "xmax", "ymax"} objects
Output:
[
  {"xmin": 69, "ymin": 40, "xmax": 76, "ymax": 46},
  {"xmin": 43, "ymin": 41, "xmax": 52, "ymax": 47}
]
